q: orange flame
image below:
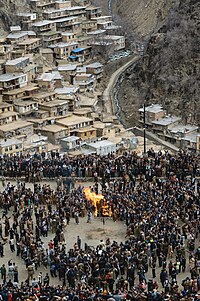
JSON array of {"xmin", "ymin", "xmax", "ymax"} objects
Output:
[{"xmin": 83, "ymin": 188, "xmax": 111, "ymax": 216}]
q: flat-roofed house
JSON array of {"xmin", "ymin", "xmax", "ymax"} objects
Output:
[
  {"xmin": 49, "ymin": 42, "xmax": 78, "ymax": 59},
  {"xmin": 55, "ymin": 0, "xmax": 71, "ymax": 9},
  {"xmin": 85, "ymin": 6, "xmax": 101, "ymax": 19},
  {"xmin": 81, "ymin": 20, "xmax": 97, "ymax": 33},
  {"xmin": 0, "ymin": 120, "xmax": 34, "ymax": 138},
  {"xmin": 55, "ymin": 86, "xmax": 79, "ymax": 111},
  {"xmin": 73, "ymin": 73, "xmax": 95, "ymax": 92},
  {"xmin": 51, "ymin": 71, "xmax": 64, "ymax": 88},
  {"xmin": 0, "ymin": 138, "xmax": 23, "ymax": 156},
  {"xmin": 0, "ymin": 111, "xmax": 19, "ymax": 126},
  {"xmin": 30, "ymin": 0, "xmax": 56, "ymax": 10},
  {"xmin": 23, "ymin": 134, "xmax": 49, "ymax": 154},
  {"xmin": 53, "ymin": 16, "xmax": 81, "ymax": 32},
  {"xmin": 61, "ymin": 32, "xmax": 77, "ymax": 43},
  {"xmin": 0, "ymin": 73, "xmax": 28, "ymax": 91},
  {"xmin": 18, "ymin": 38, "xmax": 41, "ymax": 54},
  {"xmin": 32, "ymin": 20, "xmax": 56, "ymax": 35},
  {"xmin": 60, "ymin": 135, "xmax": 80, "ymax": 151},
  {"xmin": 91, "ymin": 35, "xmax": 125, "ymax": 54},
  {"xmin": 6, "ymin": 31, "xmax": 36, "ymax": 44},
  {"xmin": 17, "ymin": 13, "xmax": 37, "ymax": 30},
  {"xmin": 39, "ymin": 98, "xmax": 68, "ymax": 116},
  {"xmin": 138, "ymin": 104, "xmax": 165, "ymax": 125},
  {"xmin": 41, "ymin": 31, "xmax": 62, "ymax": 47},
  {"xmin": 71, "ymin": 126, "xmax": 96, "ymax": 141},
  {"xmin": 86, "ymin": 62, "xmax": 103, "ymax": 81},
  {"xmin": 14, "ymin": 100, "xmax": 39, "ymax": 116},
  {"xmin": 58, "ymin": 64, "xmax": 77, "ymax": 83},
  {"xmin": 33, "ymin": 91, "xmax": 56, "ymax": 104},
  {"xmin": 0, "ymin": 102, "xmax": 14, "ymax": 114},
  {"xmin": 5, "ymin": 57, "xmax": 37, "ymax": 82},
  {"xmin": 91, "ymin": 15, "xmax": 112, "ymax": 23},
  {"xmin": 37, "ymin": 73, "xmax": 56, "ymax": 91},
  {"xmin": 37, "ymin": 124, "xmax": 69, "ymax": 144},
  {"xmin": 82, "ymin": 139, "xmax": 116, "ymax": 155},
  {"xmin": 56, "ymin": 114, "xmax": 93, "ymax": 133},
  {"xmin": 2, "ymin": 84, "xmax": 39, "ymax": 103},
  {"xmin": 0, "ymin": 44, "xmax": 13, "ymax": 60},
  {"xmin": 151, "ymin": 116, "xmax": 181, "ymax": 134}
]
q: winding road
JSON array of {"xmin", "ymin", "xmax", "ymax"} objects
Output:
[{"xmin": 102, "ymin": 55, "xmax": 140, "ymax": 115}]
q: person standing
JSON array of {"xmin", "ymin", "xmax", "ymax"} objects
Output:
[
  {"xmin": 13, "ymin": 264, "xmax": 18, "ymax": 283},
  {"xmin": 75, "ymin": 211, "xmax": 79, "ymax": 224},
  {"xmin": 77, "ymin": 236, "xmax": 81, "ymax": 249},
  {"xmin": 152, "ymin": 262, "xmax": 156, "ymax": 279},
  {"xmin": 0, "ymin": 242, "xmax": 4, "ymax": 257},
  {"xmin": 27, "ymin": 263, "xmax": 34, "ymax": 281},
  {"xmin": 1, "ymin": 264, "xmax": 6, "ymax": 282},
  {"xmin": 9, "ymin": 239, "xmax": 15, "ymax": 253}
]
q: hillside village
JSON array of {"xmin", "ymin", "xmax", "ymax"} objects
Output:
[
  {"xmin": 0, "ymin": 0, "xmax": 137, "ymax": 156},
  {"xmin": 0, "ymin": 0, "xmax": 199, "ymax": 157}
]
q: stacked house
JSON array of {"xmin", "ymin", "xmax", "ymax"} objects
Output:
[
  {"xmin": 0, "ymin": 0, "xmax": 130, "ymax": 156},
  {"xmin": 138, "ymin": 104, "xmax": 200, "ymax": 152}
]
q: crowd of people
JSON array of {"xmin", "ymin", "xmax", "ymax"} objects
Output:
[
  {"xmin": 0, "ymin": 149, "xmax": 200, "ymax": 301},
  {"xmin": 0, "ymin": 149, "xmax": 199, "ymax": 182}
]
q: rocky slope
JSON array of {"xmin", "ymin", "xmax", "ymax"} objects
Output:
[
  {"xmin": 115, "ymin": 0, "xmax": 200, "ymax": 127},
  {"xmin": 0, "ymin": 0, "xmax": 29, "ymax": 33}
]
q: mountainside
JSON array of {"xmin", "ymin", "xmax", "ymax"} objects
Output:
[
  {"xmin": 112, "ymin": 0, "xmax": 174, "ymax": 37},
  {"xmin": 116, "ymin": 0, "xmax": 200, "ymax": 127},
  {"xmin": 0, "ymin": 0, "xmax": 29, "ymax": 33}
]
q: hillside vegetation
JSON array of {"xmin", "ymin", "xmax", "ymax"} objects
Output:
[{"xmin": 115, "ymin": 0, "xmax": 200, "ymax": 127}]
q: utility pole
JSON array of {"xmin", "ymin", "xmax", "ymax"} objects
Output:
[{"xmin": 143, "ymin": 101, "xmax": 146, "ymax": 155}]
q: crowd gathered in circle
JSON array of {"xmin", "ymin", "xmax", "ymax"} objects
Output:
[{"xmin": 0, "ymin": 149, "xmax": 200, "ymax": 301}]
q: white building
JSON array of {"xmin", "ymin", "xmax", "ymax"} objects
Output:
[{"xmin": 83, "ymin": 139, "xmax": 116, "ymax": 155}]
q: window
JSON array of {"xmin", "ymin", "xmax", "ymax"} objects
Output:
[
  {"xmin": 5, "ymin": 147, "xmax": 8, "ymax": 152},
  {"xmin": 9, "ymin": 145, "xmax": 12, "ymax": 150}
]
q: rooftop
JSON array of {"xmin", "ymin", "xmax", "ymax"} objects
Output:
[
  {"xmin": 5, "ymin": 57, "xmax": 29, "ymax": 66},
  {"xmin": 61, "ymin": 136, "xmax": 80, "ymax": 142},
  {"xmin": 37, "ymin": 73, "xmax": 56, "ymax": 82},
  {"xmin": 0, "ymin": 102, "xmax": 13, "ymax": 109},
  {"xmin": 41, "ymin": 124, "xmax": 67, "ymax": 133},
  {"xmin": 32, "ymin": 20, "xmax": 53, "ymax": 27},
  {"xmin": 7, "ymin": 31, "xmax": 36, "ymax": 39},
  {"xmin": 86, "ymin": 140, "xmax": 115, "ymax": 149},
  {"xmin": 55, "ymin": 86, "xmax": 79, "ymax": 94},
  {"xmin": 87, "ymin": 30, "xmax": 106, "ymax": 35},
  {"xmin": 138, "ymin": 104, "xmax": 164, "ymax": 113},
  {"xmin": 170, "ymin": 124, "xmax": 199, "ymax": 134},
  {"xmin": 56, "ymin": 115, "xmax": 93, "ymax": 127},
  {"xmin": 14, "ymin": 100, "xmax": 38, "ymax": 106},
  {"xmin": 73, "ymin": 126, "xmax": 95, "ymax": 133},
  {"xmin": 0, "ymin": 111, "xmax": 19, "ymax": 118},
  {"xmin": 53, "ymin": 16, "xmax": 78, "ymax": 23},
  {"xmin": 0, "ymin": 138, "xmax": 22, "ymax": 148},
  {"xmin": 0, "ymin": 120, "xmax": 33, "ymax": 132},
  {"xmin": 151, "ymin": 116, "xmax": 181, "ymax": 126},
  {"xmin": 58, "ymin": 64, "xmax": 77, "ymax": 71},
  {"xmin": 184, "ymin": 133, "xmax": 200, "ymax": 143},
  {"xmin": 0, "ymin": 73, "xmax": 26, "ymax": 82},
  {"xmin": 44, "ymin": 6, "xmax": 85, "ymax": 14},
  {"xmin": 71, "ymin": 47, "xmax": 85, "ymax": 53},
  {"xmin": 49, "ymin": 41, "xmax": 78, "ymax": 48},
  {"xmin": 41, "ymin": 98, "xmax": 68, "ymax": 107},
  {"xmin": 86, "ymin": 62, "xmax": 103, "ymax": 68}
]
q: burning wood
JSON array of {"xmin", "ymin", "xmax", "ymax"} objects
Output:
[{"xmin": 83, "ymin": 188, "xmax": 111, "ymax": 217}]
